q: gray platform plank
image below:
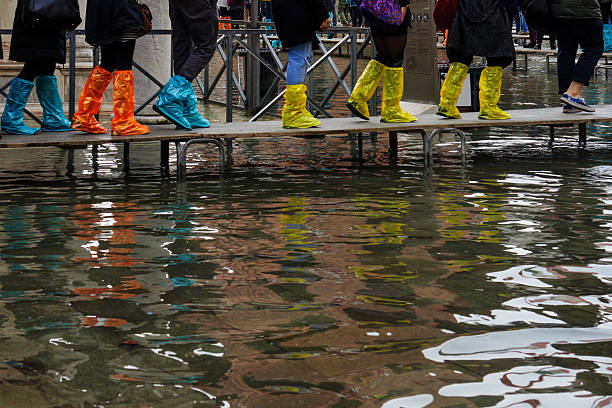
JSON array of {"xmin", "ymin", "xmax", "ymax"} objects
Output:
[{"xmin": 1, "ymin": 105, "xmax": 611, "ymax": 149}]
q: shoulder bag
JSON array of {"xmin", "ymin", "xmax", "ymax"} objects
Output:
[
  {"xmin": 433, "ymin": 0, "xmax": 458, "ymax": 31},
  {"xmin": 22, "ymin": 0, "xmax": 82, "ymax": 30},
  {"xmin": 519, "ymin": 0, "xmax": 554, "ymax": 35},
  {"xmin": 359, "ymin": 0, "xmax": 403, "ymax": 31}
]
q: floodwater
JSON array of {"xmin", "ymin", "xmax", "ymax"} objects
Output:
[{"xmin": 1, "ymin": 52, "xmax": 612, "ymax": 408}]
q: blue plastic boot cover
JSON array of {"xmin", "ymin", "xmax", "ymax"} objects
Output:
[
  {"xmin": 1, "ymin": 77, "xmax": 39, "ymax": 135},
  {"xmin": 183, "ymin": 85, "xmax": 210, "ymax": 128},
  {"xmin": 36, "ymin": 75, "xmax": 72, "ymax": 132},
  {"xmin": 154, "ymin": 75, "xmax": 192, "ymax": 130}
]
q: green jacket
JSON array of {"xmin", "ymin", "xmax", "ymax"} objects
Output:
[{"xmin": 550, "ymin": 0, "xmax": 602, "ymax": 19}]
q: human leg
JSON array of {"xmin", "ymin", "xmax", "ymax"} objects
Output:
[
  {"xmin": 156, "ymin": 0, "xmax": 218, "ymax": 129},
  {"xmin": 372, "ymin": 34, "xmax": 416, "ymax": 123},
  {"xmin": 478, "ymin": 57, "xmax": 513, "ymax": 120},
  {"xmin": 71, "ymin": 55, "xmax": 114, "ymax": 133},
  {"xmin": 1, "ymin": 60, "xmax": 53, "ymax": 134},
  {"xmin": 110, "ymin": 40, "xmax": 149, "ymax": 136},
  {"xmin": 34, "ymin": 60, "xmax": 72, "ymax": 132},
  {"xmin": 282, "ymin": 42, "xmax": 320, "ymax": 128},
  {"xmin": 559, "ymin": 19, "xmax": 604, "ymax": 112},
  {"xmin": 555, "ymin": 20, "xmax": 579, "ymax": 96},
  {"xmin": 437, "ymin": 48, "xmax": 471, "ymax": 119}
]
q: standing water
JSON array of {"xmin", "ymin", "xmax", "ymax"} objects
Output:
[{"xmin": 0, "ymin": 55, "xmax": 611, "ymax": 407}]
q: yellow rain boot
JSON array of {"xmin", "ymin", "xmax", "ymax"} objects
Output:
[
  {"xmin": 282, "ymin": 84, "xmax": 321, "ymax": 129},
  {"xmin": 381, "ymin": 67, "xmax": 417, "ymax": 123},
  {"xmin": 437, "ymin": 62, "xmax": 469, "ymax": 119},
  {"xmin": 478, "ymin": 66, "xmax": 511, "ymax": 120},
  {"xmin": 346, "ymin": 59, "xmax": 385, "ymax": 120}
]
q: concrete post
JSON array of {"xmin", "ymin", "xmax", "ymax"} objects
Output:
[{"xmin": 133, "ymin": 2, "xmax": 172, "ymax": 116}]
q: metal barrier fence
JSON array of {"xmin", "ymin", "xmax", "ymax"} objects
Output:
[{"xmin": 0, "ymin": 23, "xmax": 371, "ymax": 124}]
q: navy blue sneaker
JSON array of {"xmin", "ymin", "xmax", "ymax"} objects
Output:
[
  {"xmin": 560, "ymin": 93, "xmax": 595, "ymax": 112},
  {"xmin": 562, "ymin": 104, "xmax": 580, "ymax": 114}
]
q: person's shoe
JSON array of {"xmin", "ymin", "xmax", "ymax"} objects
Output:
[
  {"xmin": 1, "ymin": 78, "xmax": 39, "ymax": 135},
  {"xmin": 534, "ymin": 43, "xmax": 542, "ymax": 50},
  {"xmin": 437, "ymin": 62, "xmax": 469, "ymax": 119},
  {"xmin": 71, "ymin": 66, "xmax": 113, "ymax": 134},
  {"xmin": 562, "ymin": 104, "xmax": 580, "ymax": 114},
  {"xmin": 381, "ymin": 66, "xmax": 417, "ymax": 123},
  {"xmin": 478, "ymin": 66, "xmax": 511, "ymax": 120},
  {"xmin": 282, "ymin": 84, "xmax": 320, "ymax": 129},
  {"xmin": 154, "ymin": 75, "xmax": 192, "ymax": 130},
  {"xmin": 36, "ymin": 75, "xmax": 72, "ymax": 132},
  {"xmin": 111, "ymin": 70, "xmax": 150, "ymax": 136},
  {"xmin": 183, "ymin": 85, "xmax": 210, "ymax": 128},
  {"xmin": 560, "ymin": 93, "xmax": 595, "ymax": 112},
  {"xmin": 346, "ymin": 59, "xmax": 385, "ymax": 120}
]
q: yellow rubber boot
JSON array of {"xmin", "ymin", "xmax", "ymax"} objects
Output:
[
  {"xmin": 437, "ymin": 62, "xmax": 469, "ymax": 119},
  {"xmin": 478, "ymin": 66, "xmax": 511, "ymax": 120},
  {"xmin": 381, "ymin": 67, "xmax": 417, "ymax": 123},
  {"xmin": 346, "ymin": 59, "xmax": 385, "ymax": 120},
  {"xmin": 282, "ymin": 84, "xmax": 320, "ymax": 129}
]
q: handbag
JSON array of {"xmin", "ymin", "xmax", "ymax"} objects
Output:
[
  {"xmin": 519, "ymin": 0, "xmax": 554, "ymax": 35},
  {"xmin": 137, "ymin": 1, "xmax": 153, "ymax": 34},
  {"xmin": 359, "ymin": 0, "xmax": 403, "ymax": 31},
  {"xmin": 433, "ymin": 0, "xmax": 458, "ymax": 31},
  {"xmin": 22, "ymin": 0, "xmax": 81, "ymax": 30}
]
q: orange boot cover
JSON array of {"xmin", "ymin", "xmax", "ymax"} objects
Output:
[
  {"xmin": 111, "ymin": 70, "xmax": 150, "ymax": 136},
  {"xmin": 71, "ymin": 66, "xmax": 113, "ymax": 134}
]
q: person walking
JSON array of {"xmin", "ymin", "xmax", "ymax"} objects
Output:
[
  {"xmin": 553, "ymin": 0, "xmax": 604, "ymax": 112},
  {"xmin": 154, "ymin": 0, "xmax": 218, "ymax": 130},
  {"xmin": 271, "ymin": 0, "xmax": 330, "ymax": 128},
  {"xmin": 346, "ymin": 0, "xmax": 416, "ymax": 123},
  {"xmin": 71, "ymin": 0, "xmax": 149, "ymax": 136},
  {"xmin": 349, "ymin": 0, "xmax": 363, "ymax": 27},
  {"xmin": 1, "ymin": 0, "xmax": 74, "ymax": 135},
  {"xmin": 338, "ymin": 0, "xmax": 351, "ymax": 26},
  {"xmin": 437, "ymin": 0, "xmax": 516, "ymax": 120}
]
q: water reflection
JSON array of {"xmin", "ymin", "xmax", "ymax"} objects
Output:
[{"xmin": 0, "ymin": 56, "xmax": 611, "ymax": 407}]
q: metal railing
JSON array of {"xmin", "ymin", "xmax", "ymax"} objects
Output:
[{"xmin": 1, "ymin": 23, "xmax": 371, "ymax": 124}]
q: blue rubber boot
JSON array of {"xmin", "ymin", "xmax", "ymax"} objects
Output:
[
  {"xmin": 1, "ymin": 78, "xmax": 39, "ymax": 135},
  {"xmin": 153, "ymin": 75, "xmax": 192, "ymax": 130},
  {"xmin": 183, "ymin": 86, "xmax": 210, "ymax": 128},
  {"xmin": 36, "ymin": 75, "xmax": 72, "ymax": 132}
]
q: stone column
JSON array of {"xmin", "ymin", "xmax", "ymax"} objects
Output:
[{"xmin": 134, "ymin": 2, "xmax": 172, "ymax": 116}]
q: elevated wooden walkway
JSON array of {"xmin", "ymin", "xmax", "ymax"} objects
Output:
[{"xmin": 1, "ymin": 104, "xmax": 611, "ymax": 179}]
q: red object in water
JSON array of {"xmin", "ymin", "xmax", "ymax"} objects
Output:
[{"xmin": 433, "ymin": 0, "xmax": 458, "ymax": 31}]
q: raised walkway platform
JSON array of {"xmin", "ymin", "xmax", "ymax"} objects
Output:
[{"xmin": 1, "ymin": 104, "xmax": 611, "ymax": 179}]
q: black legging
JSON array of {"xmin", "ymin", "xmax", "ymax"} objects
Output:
[
  {"xmin": 373, "ymin": 34, "xmax": 407, "ymax": 68},
  {"xmin": 447, "ymin": 47, "xmax": 514, "ymax": 69},
  {"xmin": 17, "ymin": 59, "xmax": 56, "ymax": 82},
  {"xmin": 100, "ymin": 40, "xmax": 136, "ymax": 72}
]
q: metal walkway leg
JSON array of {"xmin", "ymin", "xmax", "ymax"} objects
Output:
[
  {"xmin": 426, "ymin": 128, "xmax": 467, "ymax": 167},
  {"xmin": 578, "ymin": 123, "xmax": 587, "ymax": 149},
  {"xmin": 176, "ymin": 138, "xmax": 225, "ymax": 180},
  {"xmin": 389, "ymin": 131, "xmax": 398, "ymax": 162}
]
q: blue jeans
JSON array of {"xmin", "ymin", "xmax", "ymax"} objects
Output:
[
  {"xmin": 286, "ymin": 42, "xmax": 312, "ymax": 85},
  {"xmin": 515, "ymin": 8, "xmax": 528, "ymax": 33}
]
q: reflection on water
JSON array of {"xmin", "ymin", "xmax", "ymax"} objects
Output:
[{"xmin": 0, "ymin": 56, "xmax": 611, "ymax": 407}]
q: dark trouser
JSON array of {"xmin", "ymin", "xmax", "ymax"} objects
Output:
[
  {"xmin": 17, "ymin": 60, "xmax": 56, "ymax": 81},
  {"xmin": 446, "ymin": 47, "xmax": 514, "ymax": 69},
  {"xmin": 229, "ymin": 5, "xmax": 244, "ymax": 27},
  {"xmin": 537, "ymin": 32, "xmax": 556, "ymax": 47},
  {"xmin": 350, "ymin": 6, "xmax": 362, "ymax": 27},
  {"xmin": 170, "ymin": 0, "xmax": 219, "ymax": 82},
  {"xmin": 100, "ymin": 40, "xmax": 136, "ymax": 72},
  {"xmin": 555, "ymin": 18, "xmax": 604, "ymax": 94},
  {"xmin": 601, "ymin": 2, "xmax": 611, "ymax": 24}
]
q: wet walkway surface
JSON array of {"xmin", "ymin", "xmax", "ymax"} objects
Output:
[{"xmin": 0, "ymin": 55, "xmax": 611, "ymax": 407}]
